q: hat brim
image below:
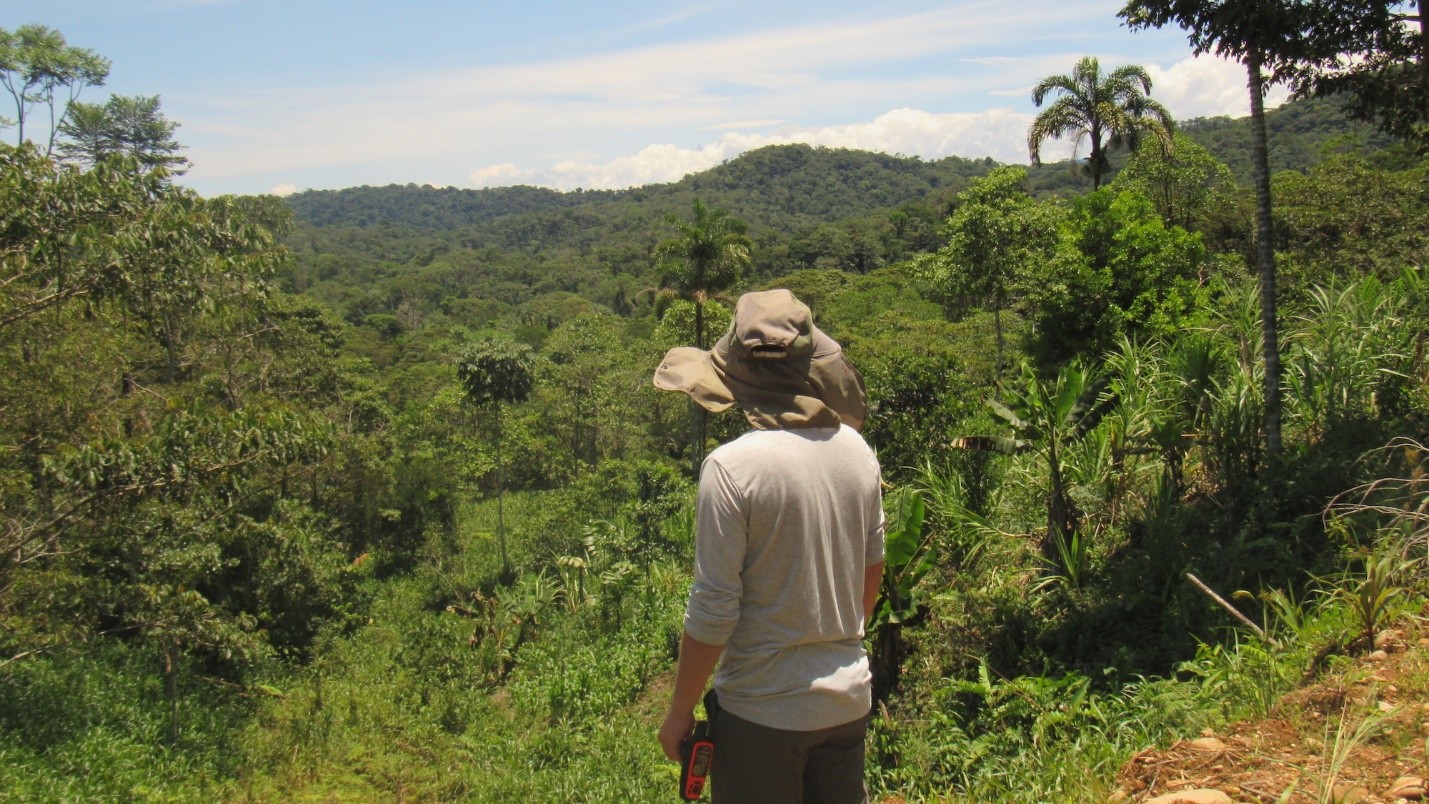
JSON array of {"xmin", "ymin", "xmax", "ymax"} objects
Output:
[
  {"xmin": 653, "ymin": 346, "xmax": 738, "ymax": 413},
  {"xmin": 653, "ymin": 327, "xmax": 867, "ymax": 431}
]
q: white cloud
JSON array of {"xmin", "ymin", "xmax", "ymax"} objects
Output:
[
  {"xmin": 174, "ymin": 3, "xmax": 1276, "ymax": 195},
  {"xmin": 470, "ymin": 107, "xmax": 1042, "ymax": 191},
  {"xmin": 178, "ymin": 3, "xmax": 1101, "ymax": 191},
  {"xmin": 1147, "ymin": 54, "xmax": 1291, "ymax": 119},
  {"xmin": 464, "ymin": 51, "xmax": 1284, "ymax": 194},
  {"xmin": 469, "ymin": 163, "xmax": 525, "ymax": 187},
  {"xmin": 705, "ymin": 119, "xmax": 786, "ymax": 131},
  {"xmin": 268, "ymin": 183, "xmax": 298, "ymax": 197}
]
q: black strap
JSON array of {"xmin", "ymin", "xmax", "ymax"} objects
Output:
[{"xmin": 702, "ymin": 688, "xmax": 721, "ymax": 729}]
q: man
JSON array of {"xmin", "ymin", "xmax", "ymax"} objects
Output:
[{"xmin": 654, "ymin": 289, "xmax": 884, "ymax": 803}]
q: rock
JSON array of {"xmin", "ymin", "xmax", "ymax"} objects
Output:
[
  {"xmin": 1106, "ymin": 791, "xmax": 1130, "ymax": 803},
  {"xmin": 1368, "ymin": 649, "xmax": 1390, "ymax": 661},
  {"xmin": 1386, "ymin": 776, "xmax": 1427, "ymax": 800},
  {"xmin": 1374, "ymin": 629, "xmax": 1404, "ymax": 650},
  {"xmin": 1187, "ymin": 737, "xmax": 1226, "ymax": 752},
  {"xmin": 1332, "ymin": 783, "xmax": 1369, "ymax": 803},
  {"xmin": 1145, "ymin": 790, "xmax": 1233, "ymax": 804}
]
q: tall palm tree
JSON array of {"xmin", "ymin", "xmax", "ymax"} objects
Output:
[
  {"xmin": 1028, "ymin": 56, "xmax": 1175, "ymax": 189},
  {"xmin": 652, "ymin": 199, "xmax": 753, "ymax": 349},
  {"xmin": 652, "ymin": 199, "xmax": 752, "ymax": 474}
]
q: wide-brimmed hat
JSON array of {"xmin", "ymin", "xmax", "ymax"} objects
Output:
[{"xmin": 653, "ymin": 289, "xmax": 866, "ymax": 431}]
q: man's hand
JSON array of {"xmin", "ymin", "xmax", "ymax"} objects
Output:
[
  {"xmin": 658, "ymin": 632, "xmax": 724, "ymax": 761},
  {"xmin": 658, "ymin": 707, "xmax": 695, "ymax": 762}
]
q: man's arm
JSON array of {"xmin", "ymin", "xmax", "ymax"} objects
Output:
[
  {"xmin": 863, "ymin": 561, "xmax": 884, "ymax": 626},
  {"xmin": 658, "ymin": 631, "xmax": 724, "ymax": 762}
]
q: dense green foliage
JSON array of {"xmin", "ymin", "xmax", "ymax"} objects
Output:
[
  {"xmin": 56, "ymin": 94, "xmax": 188, "ymax": 174},
  {"xmin": 1179, "ymin": 95, "xmax": 1406, "ymax": 180},
  {"xmin": 2, "ymin": 27, "xmax": 1427, "ymax": 802}
]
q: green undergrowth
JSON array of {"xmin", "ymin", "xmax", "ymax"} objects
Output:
[
  {"xmin": 867, "ymin": 603, "xmax": 1424, "ymax": 802},
  {"xmin": 5, "ymin": 463, "xmax": 1424, "ymax": 802},
  {"xmin": 225, "ymin": 492, "xmax": 690, "ymax": 802},
  {"xmin": 0, "ymin": 641, "xmax": 251, "ymax": 801}
]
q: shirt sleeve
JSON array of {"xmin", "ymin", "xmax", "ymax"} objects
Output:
[
  {"xmin": 866, "ymin": 449, "xmax": 885, "ymax": 566},
  {"xmin": 867, "ymin": 501, "xmax": 886, "ymax": 567},
  {"xmin": 683, "ymin": 459, "xmax": 746, "ymax": 647}
]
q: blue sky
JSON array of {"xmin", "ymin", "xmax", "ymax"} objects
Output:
[{"xmin": 2, "ymin": 1, "xmax": 1283, "ymax": 197}]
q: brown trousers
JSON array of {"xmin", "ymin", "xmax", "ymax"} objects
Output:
[{"xmin": 709, "ymin": 709, "xmax": 869, "ymax": 804}]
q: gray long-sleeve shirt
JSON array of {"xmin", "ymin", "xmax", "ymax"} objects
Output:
[{"xmin": 684, "ymin": 424, "xmax": 884, "ymax": 732}]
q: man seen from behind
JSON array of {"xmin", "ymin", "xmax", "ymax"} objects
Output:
[{"xmin": 654, "ymin": 289, "xmax": 884, "ymax": 803}]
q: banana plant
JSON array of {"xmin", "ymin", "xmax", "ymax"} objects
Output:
[
  {"xmin": 874, "ymin": 488, "xmax": 935, "ymax": 628},
  {"xmin": 980, "ymin": 361, "xmax": 1115, "ymax": 563},
  {"xmin": 869, "ymin": 487, "xmax": 934, "ymax": 701}
]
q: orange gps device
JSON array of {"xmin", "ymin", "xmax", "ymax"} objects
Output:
[{"xmin": 679, "ymin": 720, "xmax": 714, "ymax": 800}]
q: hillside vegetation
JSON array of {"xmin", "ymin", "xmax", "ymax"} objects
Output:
[{"xmin": 2, "ymin": 79, "xmax": 1427, "ymax": 804}]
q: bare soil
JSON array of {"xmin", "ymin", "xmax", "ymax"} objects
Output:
[{"xmin": 1115, "ymin": 617, "xmax": 1429, "ymax": 804}]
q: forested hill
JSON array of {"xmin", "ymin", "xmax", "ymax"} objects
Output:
[
  {"xmin": 284, "ymin": 95, "xmax": 1390, "ymax": 238},
  {"xmin": 286, "ymin": 144, "xmax": 996, "ymax": 237},
  {"xmin": 286, "ymin": 184, "xmax": 593, "ymax": 229},
  {"xmin": 1179, "ymin": 95, "xmax": 1401, "ymax": 179},
  {"xmin": 281, "ymin": 96, "xmax": 1397, "ymax": 315},
  {"xmin": 281, "ymin": 145, "xmax": 999, "ymax": 310},
  {"xmin": 668, "ymin": 145, "xmax": 995, "ymax": 225}
]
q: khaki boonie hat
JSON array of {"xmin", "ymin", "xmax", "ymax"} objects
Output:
[{"xmin": 653, "ymin": 289, "xmax": 867, "ymax": 431}]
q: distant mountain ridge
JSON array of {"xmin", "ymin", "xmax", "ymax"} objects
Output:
[
  {"xmin": 1178, "ymin": 95, "xmax": 1397, "ymax": 180},
  {"xmin": 284, "ymin": 96, "xmax": 1388, "ymax": 236},
  {"xmin": 285, "ymin": 144, "xmax": 995, "ymax": 237},
  {"xmin": 286, "ymin": 183, "xmax": 594, "ymax": 230}
]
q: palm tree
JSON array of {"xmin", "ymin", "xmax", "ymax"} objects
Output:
[
  {"xmin": 652, "ymin": 200, "xmax": 752, "ymax": 474},
  {"xmin": 1028, "ymin": 56, "xmax": 1175, "ymax": 189},
  {"xmin": 652, "ymin": 199, "xmax": 753, "ymax": 349}
]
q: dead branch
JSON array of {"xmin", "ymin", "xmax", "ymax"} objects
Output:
[{"xmin": 1186, "ymin": 573, "xmax": 1276, "ymax": 646}]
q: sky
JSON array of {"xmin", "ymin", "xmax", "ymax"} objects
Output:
[{"xmin": 1, "ymin": 1, "xmax": 1286, "ymax": 198}]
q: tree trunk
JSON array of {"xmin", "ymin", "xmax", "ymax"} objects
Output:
[
  {"xmin": 495, "ymin": 403, "xmax": 509, "ymax": 578},
  {"xmin": 870, "ymin": 621, "xmax": 903, "ymax": 704},
  {"xmin": 1090, "ymin": 120, "xmax": 1104, "ymax": 189},
  {"xmin": 688, "ymin": 400, "xmax": 707, "ymax": 479},
  {"xmin": 1419, "ymin": 0, "xmax": 1428, "ymax": 124},
  {"xmin": 993, "ymin": 305, "xmax": 1005, "ymax": 386},
  {"xmin": 1247, "ymin": 58, "xmax": 1282, "ymax": 458},
  {"xmin": 694, "ymin": 297, "xmax": 706, "ymax": 350},
  {"xmin": 691, "ymin": 297, "xmax": 708, "ymax": 477},
  {"xmin": 1045, "ymin": 439, "xmax": 1076, "ymax": 562},
  {"xmin": 164, "ymin": 643, "xmax": 180, "ymax": 744}
]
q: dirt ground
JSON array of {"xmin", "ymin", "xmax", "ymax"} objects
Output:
[{"xmin": 1115, "ymin": 618, "xmax": 1429, "ymax": 804}]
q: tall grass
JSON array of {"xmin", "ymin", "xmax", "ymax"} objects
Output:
[
  {"xmin": 226, "ymin": 489, "xmax": 690, "ymax": 801},
  {"xmin": 0, "ymin": 641, "xmax": 251, "ymax": 801}
]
